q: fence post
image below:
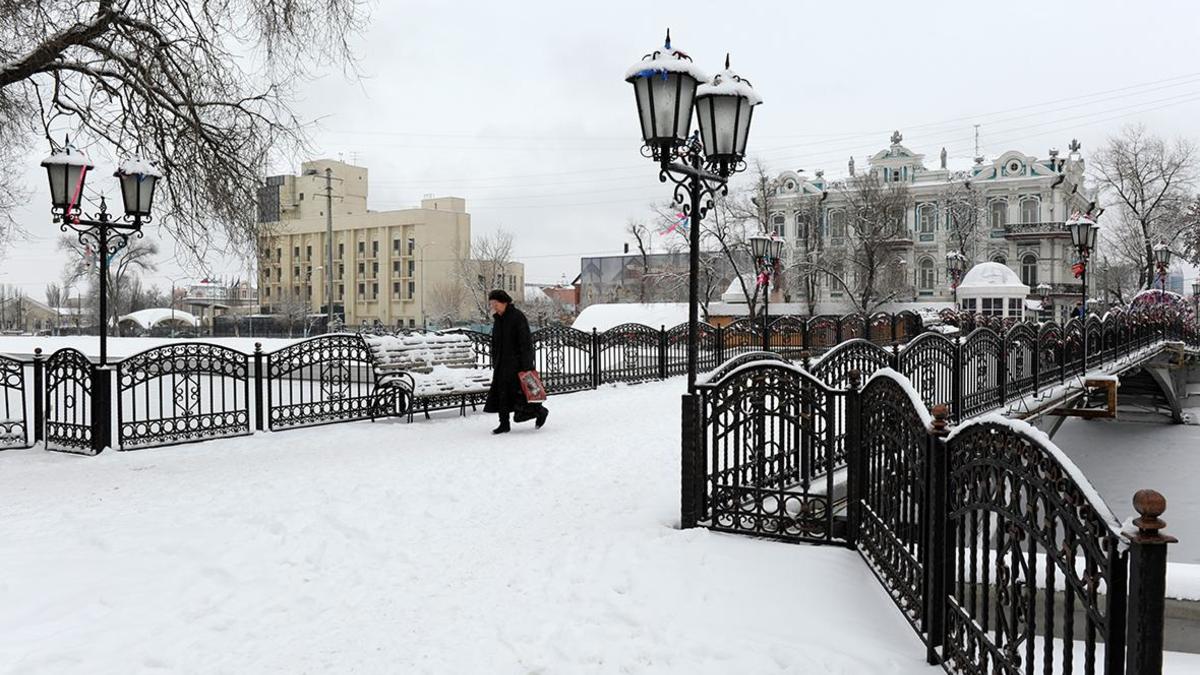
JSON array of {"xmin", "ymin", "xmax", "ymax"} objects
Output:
[
  {"xmin": 925, "ymin": 405, "xmax": 951, "ymax": 665},
  {"xmin": 1125, "ymin": 489, "xmax": 1176, "ymax": 675},
  {"xmin": 952, "ymin": 335, "xmax": 963, "ymax": 422},
  {"xmin": 32, "ymin": 348, "xmax": 45, "ymax": 443},
  {"xmin": 253, "ymin": 343, "xmax": 264, "ymax": 431},
  {"xmin": 680, "ymin": 392, "xmax": 704, "ymax": 529},
  {"xmin": 1059, "ymin": 326, "xmax": 1067, "ymax": 385},
  {"xmin": 91, "ymin": 364, "xmax": 111, "ymax": 454},
  {"xmin": 998, "ymin": 334, "xmax": 1008, "ymax": 404},
  {"xmin": 591, "ymin": 328, "xmax": 600, "ymax": 389},
  {"xmin": 659, "ymin": 325, "xmax": 668, "ymax": 380},
  {"xmin": 844, "ymin": 370, "xmax": 863, "ymax": 546},
  {"xmin": 1032, "ymin": 332, "xmax": 1041, "ymax": 390},
  {"xmin": 889, "ymin": 343, "xmax": 900, "ymax": 370},
  {"xmin": 716, "ymin": 325, "xmax": 726, "ymax": 365}
]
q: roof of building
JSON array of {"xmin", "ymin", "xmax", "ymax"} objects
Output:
[
  {"xmin": 118, "ymin": 308, "xmax": 201, "ymax": 329},
  {"xmin": 572, "ymin": 303, "xmax": 689, "ymax": 332},
  {"xmin": 957, "ymin": 262, "xmax": 1029, "ymax": 295}
]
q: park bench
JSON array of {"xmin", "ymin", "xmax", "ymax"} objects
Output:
[{"xmin": 364, "ymin": 332, "xmax": 492, "ymax": 422}]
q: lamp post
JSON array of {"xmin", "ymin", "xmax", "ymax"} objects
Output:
[
  {"xmin": 946, "ymin": 250, "xmax": 967, "ymax": 308},
  {"xmin": 1152, "ymin": 242, "xmax": 1172, "ymax": 296},
  {"xmin": 42, "ymin": 140, "xmax": 160, "ymax": 365},
  {"xmin": 1067, "ymin": 211, "xmax": 1099, "ymax": 366},
  {"xmin": 750, "ymin": 234, "xmax": 784, "ymax": 351},
  {"xmin": 418, "ymin": 241, "xmax": 437, "ymax": 330},
  {"xmin": 626, "ymin": 31, "xmax": 762, "ymax": 392},
  {"xmin": 1192, "ymin": 279, "xmax": 1200, "ymax": 329},
  {"xmin": 1036, "ymin": 282, "xmax": 1052, "ymax": 322}
]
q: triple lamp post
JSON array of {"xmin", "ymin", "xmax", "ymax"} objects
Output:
[
  {"xmin": 1153, "ymin": 242, "xmax": 1172, "ymax": 294},
  {"xmin": 749, "ymin": 234, "xmax": 785, "ymax": 351},
  {"xmin": 41, "ymin": 141, "xmax": 162, "ymax": 365},
  {"xmin": 626, "ymin": 30, "xmax": 762, "ymax": 392},
  {"xmin": 945, "ymin": 250, "xmax": 967, "ymax": 308}
]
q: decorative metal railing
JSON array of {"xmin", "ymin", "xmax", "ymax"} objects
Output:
[{"xmin": 0, "ymin": 354, "xmax": 30, "ymax": 449}]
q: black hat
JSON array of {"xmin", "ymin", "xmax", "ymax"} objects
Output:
[{"xmin": 488, "ymin": 289, "xmax": 513, "ymax": 304}]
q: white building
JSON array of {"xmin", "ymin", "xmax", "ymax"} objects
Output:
[{"xmin": 765, "ymin": 132, "xmax": 1095, "ymax": 321}]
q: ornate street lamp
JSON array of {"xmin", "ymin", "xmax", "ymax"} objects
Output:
[
  {"xmin": 1066, "ymin": 211, "xmax": 1099, "ymax": 368},
  {"xmin": 1192, "ymin": 279, "xmax": 1200, "ymax": 328},
  {"xmin": 945, "ymin": 250, "xmax": 967, "ymax": 307},
  {"xmin": 1036, "ymin": 282, "xmax": 1052, "ymax": 321},
  {"xmin": 42, "ymin": 139, "xmax": 159, "ymax": 365},
  {"xmin": 627, "ymin": 31, "xmax": 761, "ymax": 392},
  {"xmin": 1152, "ymin": 242, "xmax": 1172, "ymax": 295},
  {"xmin": 750, "ymin": 234, "xmax": 784, "ymax": 351}
]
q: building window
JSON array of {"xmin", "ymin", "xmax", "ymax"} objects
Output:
[
  {"xmin": 293, "ymin": 286, "xmax": 300, "ymax": 296},
  {"xmin": 393, "ymin": 261, "xmax": 401, "ymax": 274},
  {"xmin": 408, "ymin": 260, "xmax": 415, "ymax": 277},
  {"xmin": 338, "ymin": 243, "xmax": 344, "ymax": 258},
  {"xmin": 393, "ymin": 282, "xmax": 401, "ymax": 297},
  {"xmin": 264, "ymin": 287, "xmax": 270, "ymax": 298},
  {"xmin": 276, "ymin": 268, "xmax": 282, "ymax": 281},
  {"xmin": 338, "ymin": 264, "xmax": 344, "ymax": 279},
  {"xmin": 916, "ymin": 201, "xmax": 936, "ymax": 234},
  {"xmin": 305, "ymin": 245, "xmax": 312, "ymax": 260},
  {"xmin": 372, "ymin": 241, "xmax": 379, "ymax": 257},
  {"xmin": 293, "ymin": 246, "xmax": 300, "ymax": 259},
  {"xmin": 1022, "ymin": 196, "xmax": 1041, "ymax": 223},
  {"xmin": 408, "ymin": 281, "xmax": 415, "ymax": 298},
  {"xmin": 393, "ymin": 239, "xmax": 401, "ymax": 253},
  {"xmin": 772, "ymin": 213, "xmax": 785, "ymax": 238},
  {"xmin": 828, "ymin": 210, "xmax": 846, "ymax": 238},
  {"xmin": 1021, "ymin": 254, "xmax": 1038, "ymax": 286},
  {"xmin": 299, "ymin": 193, "xmax": 304, "ymax": 201},
  {"xmin": 991, "ymin": 254, "xmax": 1007, "ymax": 265},
  {"xmin": 981, "ymin": 298, "xmax": 1003, "ymax": 316},
  {"xmin": 338, "ymin": 284, "xmax": 344, "ymax": 298},
  {"xmin": 962, "ymin": 298, "xmax": 977, "ymax": 312},
  {"xmin": 358, "ymin": 262, "xmax": 365, "ymax": 275},
  {"xmin": 358, "ymin": 241, "xmax": 365, "ymax": 255},
  {"xmin": 919, "ymin": 258, "xmax": 935, "ymax": 291},
  {"xmin": 276, "ymin": 248, "xmax": 282, "ymax": 261},
  {"xmin": 407, "ymin": 238, "xmax": 416, "ymax": 256},
  {"xmin": 372, "ymin": 262, "xmax": 379, "ymax": 277},
  {"xmin": 796, "ymin": 213, "xmax": 809, "ymax": 240},
  {"xmin": 372, "ymin": 283, "xmax": 378, "ymax": 299},
  {"xmin": 1008, "ymin": 298, "xmax": 1023, "ymax": 315},
  {"xmin": 989, "ymin": 200, "xmax": 1007, "ymax": 229},
  {"xmin": 293, "ymin": 266, "xmax": 300, "ymax": 277}
]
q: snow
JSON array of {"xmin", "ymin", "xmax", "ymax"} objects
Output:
[
  {"xmin": 114, "ymin": 157, "xmax": 162, "ymax": 178},
  {"xmin": 947, "ymin": 413, "xmax": 1125, "ymax": 538},
  {"xmin": 624, "ymin": 43, "xmax": 709, "ymax": 83},
  {"xmin": 865, "ymin": 368, "xmax": 934, "ymax": 428},
  {"xmin": 0, "ymin": 378, "xmax": 936, "ymax": 674},
  {"xmin": 956, "ymin": 261, "xmax": 1029, "ymax": 294},
  {"xmin": 572, "ymin": 303, "xmax": 689, "ymax": 332},
  {"xmin": 695, "ymin": 68, "xmax": 763, "ymax": 106},
  {"xmin": 40, "ymin": 149, "xmax": 92, "ymax": 167},
  {"xmin": 117, "ymin": 308, "xmax": 200, "ymax": 329}
]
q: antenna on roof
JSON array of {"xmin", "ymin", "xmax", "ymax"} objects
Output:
[{"xmin": 973, "ymin": 124, "xmax": 981, "ymax": 158}]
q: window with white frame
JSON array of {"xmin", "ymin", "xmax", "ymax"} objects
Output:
[
  {"xmin": 772, "ymin": 213, "xmax": 786, "ymax": 238},
  {"xmin": 919, "ymin": 258, "xmax": 936, "ymax": 291},
  {"xmin": 1021, "ymin": 198, "xmax": 1039, "ymax": 224},
  {"xmin": 918, "ymin": 204, "xmax": 936, "ymax": 234},
  {"xmin": 828, "ymin": 210, "xmax": 846, "ymax": 238},
  {"xmin": 1021, "ymin": 254, "xmax": 1038, "ymax": 286},
  {"xmin": 989, "ymin": 200, "xmax": 1007, "ymax": 229},
  {"xmin": 981, "ymin": 298, "xmax": 1003, "ymax": 316}
]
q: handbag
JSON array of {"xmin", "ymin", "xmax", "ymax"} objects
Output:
[{"xmin": 517, "ymin": 370, "xmax": 547, "ymax": 403}]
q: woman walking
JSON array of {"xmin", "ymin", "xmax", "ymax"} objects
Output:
[{"xmin": 483, "ymin": 289, "xmax": 548, "ymax": 434}]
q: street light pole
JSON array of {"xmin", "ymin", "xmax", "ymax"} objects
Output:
[
  {"xmin": 418, "ymin": 241, "xmax": 436, "ymax": 330},
  {"xmin": 325, "ymin": 167, "xmax": 334, "ymax": 331}
]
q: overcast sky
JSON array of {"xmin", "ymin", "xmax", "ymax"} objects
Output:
[{"xmin": 4, "ymin": 0, "xmax": 1200, "ymax": 296}]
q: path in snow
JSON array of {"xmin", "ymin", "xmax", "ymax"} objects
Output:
[{"xmin": 2, "ymin": 379, "xmax": 931, "ymax": 675}]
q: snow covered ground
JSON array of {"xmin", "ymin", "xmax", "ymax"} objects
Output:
[
  {"xmin": 2, "ymin": 378, "xmax": 933, "ymax": 674},
  {"xmin": 5, "ymin": 377, "xmax": 1200, "ymax": 673},
  {"xmin": 0, "ymin": 335, "xmax": 303, "ymax": 360}
]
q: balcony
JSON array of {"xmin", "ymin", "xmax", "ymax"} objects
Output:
[{"xmin": 1003, "ymin": 221, "xmax": 1068, "ymax": 239}]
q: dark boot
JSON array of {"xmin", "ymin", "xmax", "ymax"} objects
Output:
[
  {"xmin": 492, "ymin": 413, "xmax": 511, "ymax": 435},
  {"xmin": 535, "ymin": 407, "xmax": 549, "ymax": 429}
]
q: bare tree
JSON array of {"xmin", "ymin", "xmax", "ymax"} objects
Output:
[
  {"xmin": 44, "ymin": 282, "xmax": 63, "ymax": 307},
  {"xmin": 943, "ymin": 179, "xmax": 986, "ymax": 263},
  {"xmin": 0, "ymin": 0, "xmax": 365, "ymax": 262},
  {"xmin": 59, "ymin": 232, "xmax": 158, "ymax": 329},
  {"xmin": 1091, "ymin": 125, "xmax": 1198, "ymax": 289},
  {"xmin": 457, "ymin": 229, "xmax": 515, "ymax": 321},
  {"xmin": 808, "ymin": 173, "xmax": 913, "ymax": 314},
  {"xmin": 1182, "ymin": 195, "xmax": 1200, "ymax": 267},
  {"xmin": 1092, "ymin": 254, "xmax": 1140, "ymax": 306},
  {"xmin": 426, "ymin": 280, "xmax": 469, "ymax": 328}
]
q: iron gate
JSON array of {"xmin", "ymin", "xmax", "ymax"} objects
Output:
[
  {"xmin": 695, "ymin": 360, "xmax": 844, "ymax": 543},
  {"xmin": 0, "ymin": 355, "xmax": 29, "ymax": 449},
  {"xmin": 44, "ymin": 348, "xmax": 96, "ymax": 454}
]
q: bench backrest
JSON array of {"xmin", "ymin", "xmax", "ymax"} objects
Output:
[{"xmin": 366, "ymin": 333, "xmax": 481, "ymax": 374}]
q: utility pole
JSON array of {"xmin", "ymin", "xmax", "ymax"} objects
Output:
[{"xmin": 325, "ymin": 167, "xmax": 334, "ymax": 331}]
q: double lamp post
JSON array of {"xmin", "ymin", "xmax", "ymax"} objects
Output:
[
  {"xmin": 41, "ymin": 141, "xmax": 161, "ymax": 365},
  {"xmin": 625, "ymin": 31, "xmax": 762, "ymax": 392},
  {"xmin": 749, "ymin": 234, "xmax": 784, "ymax": 351}
]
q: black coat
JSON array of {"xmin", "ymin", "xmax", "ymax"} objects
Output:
[{"xmin": 484, "ymin": 305, "xmax": 536, "ymax": 414}]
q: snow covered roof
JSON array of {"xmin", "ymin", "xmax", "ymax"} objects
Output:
[
  {"xmin": 572, "ymin": 303, "xmax": 689, "ymax": 332},
  {"xmin": 721, "ymin": 276, "xmax": 753, "ymax": 303},
  {"xmin": 957, "ymin": 262, "xmax": 1029, "ymax": 296},
  {"xmin": 118, "ymin": 308, "xmax": 200, "ymax": 329}
]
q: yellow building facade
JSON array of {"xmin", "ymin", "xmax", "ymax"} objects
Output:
[{"xmin": 256, "ymin": 160, "xmax": 523, "ymax": 328}]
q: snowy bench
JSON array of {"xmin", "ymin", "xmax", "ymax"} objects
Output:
[{"xmin": 364, "ymin": 333, "xmax": 493, "ymax": 421}]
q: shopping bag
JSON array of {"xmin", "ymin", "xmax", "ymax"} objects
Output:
[{"xmin": 518, "ymin": 370, "xmax": 547, "ymax": 402}]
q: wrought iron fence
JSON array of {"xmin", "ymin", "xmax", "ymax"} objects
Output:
[
  {"xmin": 265, "ymin": 334, "xmax": 377, "ymax": 431},
  {"xmin": 0, "ymin": 354, "xmax": 30, "ymax": 449},
  {"xmin": 43, "ymin": 347, "xmax": 96, "ymax": 455}
]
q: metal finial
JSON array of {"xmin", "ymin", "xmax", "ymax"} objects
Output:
[
  {"xmin": 665, "ymin": 28, "xmax": 671, "ymax": 50},
  {"xmin": 725, "ymin": 53, "xmax": 730, "ymax": 69}
]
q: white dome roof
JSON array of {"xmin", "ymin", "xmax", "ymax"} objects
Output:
[{"xmin": 957, "ymin": 262, "xmax": 1029, "ymax": 295}]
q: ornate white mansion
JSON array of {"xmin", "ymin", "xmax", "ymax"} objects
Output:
[{"xmin": 765, "ymin": 132, "xmax": 1095, "ymax": 321}]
